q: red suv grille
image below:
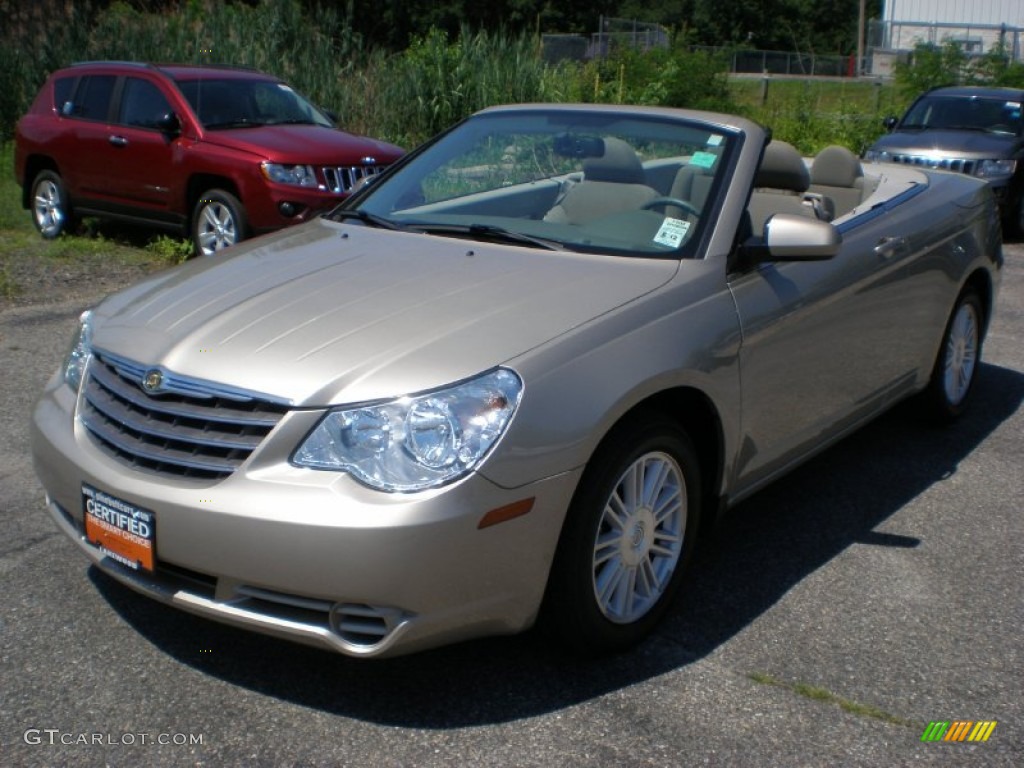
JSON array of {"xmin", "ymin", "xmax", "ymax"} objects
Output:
[{"xmin": 321, "ymin": 164, "xmax": 388, "ymax": 193}]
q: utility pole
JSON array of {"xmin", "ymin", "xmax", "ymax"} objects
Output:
[{"xmin": 856, "ymin": 0, "xmax": 866, "ymax": 77}]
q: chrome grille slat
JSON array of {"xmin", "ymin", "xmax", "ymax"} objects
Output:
[
  {"xmin": 90, "ymin": 360, "xmax": 280, "ymax": 426},
  {"xmin": 885, "ymin": 153, "xmax": 976, "ymax": 175},
  {"xmin": 97, "ymin": 350, "xmax": 287, "ymax": 415},
  {"xmin": 81, "ymin": 351, "xmax": 288, "ymax": 479},
  {"xmin": 321, "ymin": 164, "xmax": 387, "ymax": 193},
  {"xmin": 79, "ymin": 406, "xmax": 244, "ymax": 473},
  {"xmin": 83, "ymin": 382, "xmax": 265, "ymax": 450}
]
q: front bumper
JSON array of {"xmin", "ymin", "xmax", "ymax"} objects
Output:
[
  {"xmin": 247, "ymin": 184, "xmax": 346, "ymax": 233},
  {"xmin": 31, "ymin": 375, "xmax": 580, "ymax": 658}
]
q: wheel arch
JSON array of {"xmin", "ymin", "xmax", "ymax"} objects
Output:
[
  {"xmin": 538, "ymin": 384, "xmax": 725, "ymax": 651},
  {"xmin": 587, "ymin": 385, "xmax": 726, "ymax": 536},
  {"xmin": 20, "ymin": 155, "xmax": 61, "ymax": 209},
  {"xmin": 186, "ymin": 174, "xmax": 242, "ymax": 225},
  {"xmin": 962, "ymin": 267, "xmax": 994, "ymax": 339}
]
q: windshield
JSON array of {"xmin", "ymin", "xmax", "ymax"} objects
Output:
[
  {"xmin": 176, "ymin": 78, "xmax": 334, "ymax": 129},
  {"xmin": 901, "ymin": 94, "xmax": 1023, "ymax": 135},
  {"xmin": 347, "ymin": 109, "xmax": 737, "ymax": 258}
]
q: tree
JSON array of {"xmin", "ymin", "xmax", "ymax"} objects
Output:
[{"xmin": 689, "ymin": 0, "xmax": 881, "ymax": 54}]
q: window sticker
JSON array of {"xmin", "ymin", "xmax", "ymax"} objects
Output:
[
  {"xmin": 690, "ymin": 151, "xmax": 718, "ymax": 169},
  {"xmin": 653, "ymin": 217, "xmax": 691, "ymax": 248},
  {"xmin": 707, "ymin": 134, "xmax": 724, "ymax": 147}
]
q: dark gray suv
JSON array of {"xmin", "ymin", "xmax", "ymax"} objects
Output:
[{"xmin": 864, "ymin": 86, "xmax": 1024, "ymax": 234}]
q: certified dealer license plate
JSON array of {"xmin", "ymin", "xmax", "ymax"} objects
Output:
[{"xmin": 83, "ymin": 484, "xmax": 155, "ymax": 572}]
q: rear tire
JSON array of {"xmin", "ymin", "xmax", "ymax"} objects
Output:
[
  {"xmin": 30, "ymin": 170, "xmax": 75, "ymax": 239},
  {"xmin": 542, "ymin": 413, "xmax": 702, "ymax": 654},
  {"xmin": 192, "ymin": 189, "xmax": 247, "ymax": 257},
  {"xmin": 922, "ymin": 288, "xmax": 983, "ymax": 422}
]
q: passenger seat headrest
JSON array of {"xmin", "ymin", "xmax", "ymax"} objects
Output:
[
  {"xmin": 755, "ymin": 140, "xmax": 809, "ymax": 193},
  {"xmin": 810, "ymin": 145, "xmax": 864, "ymax": 188},
  {"xmin": 583, "ymin": 137, "xmax": 647, "ymax": 185}
]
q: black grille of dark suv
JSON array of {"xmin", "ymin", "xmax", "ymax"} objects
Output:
[
  {"xmin": 883, "ymin": 152, "xmax": 977, "ymax": 175},
  {"xmin": 80, "ymin": 350, "xmax": 289, "ymax": 480}
]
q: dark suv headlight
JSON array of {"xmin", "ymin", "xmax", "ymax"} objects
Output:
[{"xmin": 975, "ymin": 159, "xmax": 1016, "ymax": 180}]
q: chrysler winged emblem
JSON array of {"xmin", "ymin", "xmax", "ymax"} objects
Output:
[{"xmin": 142, "ymin": 369, "xmax": 164, "ymax": 393}]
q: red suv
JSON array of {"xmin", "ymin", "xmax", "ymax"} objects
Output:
[{"xmin": 14, "ymin": 62, "xmax": 404, "ymax": 255}]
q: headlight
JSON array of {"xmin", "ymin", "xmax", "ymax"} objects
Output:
[
  {"xmin": 975, "ymin": 159, "xmax": 1016, "ymax": 179},
  {"xmin": 292, "ymin": 368, "xmax": 523, "ymax": 492},
  {"xmin": 63, "ymin": 309, "xmax": 93, "ymax": 391},
  {"xmin": 260, "ymin": 162, "xmax": 318, "ymax": 188}
]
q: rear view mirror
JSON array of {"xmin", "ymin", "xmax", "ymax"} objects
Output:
[{"xmin": 553, "ymin": 133, "xmax": 605, "ymax": 159}]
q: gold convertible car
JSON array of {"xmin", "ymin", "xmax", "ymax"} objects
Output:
[{"xmin": 31, "ymin": 105, "xmax": 1002, "ymax": 658}]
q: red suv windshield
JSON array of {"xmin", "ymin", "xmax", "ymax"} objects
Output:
[{"xmin": 175, "ymin": 78, "xmax": 334, "ymax": 130}]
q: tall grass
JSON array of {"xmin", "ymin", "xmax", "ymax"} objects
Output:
[
  {"xmin": 374, "ymin": 27, "xmax": 575, "ymax": 146},
  {"xmin": 734, "ymin": 79, "xmax": 908, "ymax": 155}
]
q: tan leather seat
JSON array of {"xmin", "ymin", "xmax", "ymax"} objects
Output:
[
  {"xmin": 809, "ymin": 145, "xmax": 866, "ymax": 218},
  {"xmin": 544, "ymin": 138, "xmax": 658, "ymax": 225},
  {"xmin": 746, "ymin": 140, "xmax": 818, "ymax": 233},
  {"xmin": 667, "ymin": 163, "xmax": 715, "ymax": 218}
]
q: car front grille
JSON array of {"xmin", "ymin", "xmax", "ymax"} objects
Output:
[
  {"xmin": 80, "ymin": 350, "xmax": 289, "ymax": 480},
  {"xmin": 321, "ymin": 164, "xmax": 388, "ymax": 194},
  {"xmin": 882, "ymin": 152, "xmax": 977, "ymax": 175}
]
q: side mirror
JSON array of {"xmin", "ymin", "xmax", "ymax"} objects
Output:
[
  {"xmin": 322, "ymin": 108, "xmax": 339, "ymax": 125},
  {"xmin": 883, "ymin": 115, "xmax": 899, "ymax": 131},
  {"xmin": 741, "ymin": 214, "xmax": 841, "ymax": 267},
  {"xmin": 156, "ymin": 112, "xmax": 181, "ymax": 135},
  {"xmin": 763, "ymin": 214, "xmax": 841, "ymax": 260}
]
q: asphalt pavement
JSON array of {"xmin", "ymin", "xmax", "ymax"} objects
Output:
[{"xmin": 1, "ymin": 244, "xmax": 1021, "ymax": 767}]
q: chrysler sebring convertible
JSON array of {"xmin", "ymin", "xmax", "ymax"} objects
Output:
[{"xmin": 31, "ymin": 105, "xmax": 1002, "ymax": 658}]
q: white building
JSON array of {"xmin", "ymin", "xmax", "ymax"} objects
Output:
[{"xmin": 881, "ymin": 0, "xmax": 1024, "ymax": 60}]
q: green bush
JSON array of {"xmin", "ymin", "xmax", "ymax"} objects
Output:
[
  {"xmin": 894, "ymin": 39, "xmax": 1024, "ymax": 96},
  {"xmin": 582, "ymin": 43, "xmax": 733, "ymax": 111}
]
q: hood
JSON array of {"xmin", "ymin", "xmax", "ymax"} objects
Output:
[
  {"xmin": 870, "ymin": 129, "xmax": 1021, "ymax": 159},
  {"xmin": 200, "ymin": 124, "xmax": 403, "ymax": 164},
  {"xmin": 92, "ymin": 220, "xmax": 678, "ymax": 406}
]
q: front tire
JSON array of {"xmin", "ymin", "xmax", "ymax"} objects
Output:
[
  {"xmin": 922, "ymin": 288, "xmax": 983, "ymax": 422},
  {"xmin": 192, "ymin": 189, "xmax": 247, "ymax": 257},
  {"xmin": 30, "ymin": 170, "xmax": 74, "ymax": 239},
  {"xmin": 543, "ymin": 414, "xmax": 702, "ymax": 654}
]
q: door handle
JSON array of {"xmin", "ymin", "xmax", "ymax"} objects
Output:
[
  {"xmin": 108, "ymin": 135, "xmax": 128, "ymax": 147},
  {"xmin": 874, "ymin": 236, "xmax": 907, "ymax": 259}
]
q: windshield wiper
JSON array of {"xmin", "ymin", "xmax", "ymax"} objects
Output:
[
  {"xmin": 416, "ymin": 223, "xmax": 567, "ymax": 251},
  {"xmin": 326, "ymin": 209, "xmax": 406, "ymax": 230}
]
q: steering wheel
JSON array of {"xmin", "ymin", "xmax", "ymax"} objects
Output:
[{"xmin": 642, "ymin": 197, "xmax": 699, "ymax": 217}]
